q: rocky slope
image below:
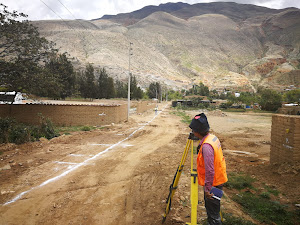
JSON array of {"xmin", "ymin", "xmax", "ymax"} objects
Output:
[{"xmin": 32, "ymin": 2, "xmax": 300, "ymax": 91}]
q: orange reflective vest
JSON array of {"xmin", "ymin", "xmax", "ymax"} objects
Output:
[{"xmin": 197, "ymin": 134, "xmax": 228, "ymax": 186}]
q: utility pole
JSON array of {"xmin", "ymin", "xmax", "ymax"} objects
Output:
[{"xmin": 127, "ymin": 42, "xmax": 133, "ymax": 121}]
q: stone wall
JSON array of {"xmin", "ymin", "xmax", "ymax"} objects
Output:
[
  {"xmin": 0, "ymin": 104, "xmax": 127, "ymax": 126},
  {"xmin": 270, "ymin": 114, "xmax": 300, "ymax": 165}
]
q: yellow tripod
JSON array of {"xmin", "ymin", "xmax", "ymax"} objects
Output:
[{"xmin": 162, "ymin": 132, "xmax": 199, "ymax": 224}]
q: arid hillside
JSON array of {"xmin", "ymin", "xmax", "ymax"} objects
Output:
[{"xmin": 32, "ymin": 2, "xmax": 300, "ymax": 91}]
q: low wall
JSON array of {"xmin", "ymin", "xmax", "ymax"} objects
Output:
[
  {"xmin": 136, "ymin": 101, "xmax": 156, "ymax": 114},
  {"xmin": 270, "ymin": 114, "xmax": 300, "ymax": 165},
  {"xmin": 0, "ymin": 104, "xmax": 127, "ymax": 126}
]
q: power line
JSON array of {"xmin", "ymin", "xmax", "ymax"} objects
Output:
[
  {"xmin": 40, "ymin": 0, "xmax": 73, "ymax": 30},
  {"xmin": 39, "ymin": 0, "xmax": 101, "ymax": 56},
  {"xmin": 56, "ymin": 0, "xmax": 103, "ymax": 47}
]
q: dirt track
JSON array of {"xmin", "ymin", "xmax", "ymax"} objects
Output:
[{"xmin": 0, "ymin": 104, "xmax": 299, "ymax": 225}]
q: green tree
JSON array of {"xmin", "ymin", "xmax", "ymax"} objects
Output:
[
  {"xmin": 130, "ymin": 75, "xmax": 143, "ymax": 100},
  {"xmin": 0, "ymin": 4, "xmax": 56, "ymax": 94},
  {"xmin": 107, "ymin": 77, "xmax": 115, "ymax": 98},
  {"xmin": 98, "ymin": 67, "xmax": 109, "ymax": 99},
  {"xmin": 258, "ymin": 89, "xmax": 282, "ymax": 111},
  {"xmin": 283, "ymin": 89, "xmax": 300, "ymax": 103},
  {"xmin": 45, "ymin": 53, "xmax": 75, "ymax": 99},
  {"xmin": 237, "ymin": 92, "xmax": 257, "ymax": 106},
  {"xmin": 197, "ymin": 82, "xmax": 209, "ymax": 96},
  {"xmin": 187, "ymin": 82, "xmax": 209, "ymax": 96},
  {"xmin": 167, "ymin": 90, "xmax": 183, "ymax": 100},
  {"xmin": 80, "ymin": 64, "xmax": 96, "ymax": 99},
  {"xmin": 147, "ymin": 82, "xmax": 161, "ymax": 99},
  {"xmin": 115, "ymin": 80, "xmax": 127, "ymax": 98}
]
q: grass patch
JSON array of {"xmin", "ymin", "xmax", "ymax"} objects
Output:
[
  {"xmin": 224, "ymin": 172, "xmax": 255, "ymax": 190},
  {"xmin": 259, "ymin": 191, "xmax": 271, "ymax": 199},
  {"xmin": 170, "ymin": 110, "xmax": 191, "ymax": 124},
  {"xmin": 222, "ymin": 213, "xmax": 255, "ymax": 225},
  {"xmin": 81, "ymin": 126, "xmax": 91, "ymax": 131},
  {"xmin": 55, "ymin": 125, "xmax": 103, "ymax": 134},
  {"xmin": 221, "ymin": 108, "xmax": 246, "ymax": 113},
  {"xmin": 233, "ymin": 192, "xmax": 297, "ymax": 225},
  {"xmin": 263, "ymin": 184, "xmax": 280, "ymax": 196},
  {"xmin": 225, "ymin": 173, "xmax": 299, "ymax": 225},
  {"xmin": 202, "ymin": 213, "xmax": 255, "ymax": 225}
]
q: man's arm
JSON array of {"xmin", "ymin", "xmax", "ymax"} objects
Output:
[{"xmin": 202, "ymin": 143, "xmax": 214, "ymax": 194}]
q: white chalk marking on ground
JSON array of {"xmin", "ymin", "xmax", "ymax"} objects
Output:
[
  {"xmin": 89, "ymin": 144, "xmax": 112, "ymax": 146},
  {"xmin": 121, "ymin": 144, "xmax": 134, "ymax": 148},
  {"xmin": 53, "ymin": 167, "xmax": 60, "ymax": 172},
  {"xmin": 54, "ymin": 161, "xmax": 80, "ymax": 165},
  {"xmin": 89, "ymin": 143, "xmax": 133, "ymax": 148},
  {"xmin": 3, "ymin": 103, "xmax": 169, "ymax": 206},
  {"xmin": 69, "ymin": 154, "xmax": 87, "ymax": 157}
]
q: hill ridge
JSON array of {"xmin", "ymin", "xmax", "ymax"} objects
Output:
[{"xmin": 33, "ymin": 2, "xmax": 300, "ymax": 91}]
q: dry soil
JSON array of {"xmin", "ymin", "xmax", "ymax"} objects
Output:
[{"xmin": 0, "ymin": 104, "xmax": 299, "ymax": 225}]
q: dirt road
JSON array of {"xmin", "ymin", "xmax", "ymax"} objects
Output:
[
  {"xmin": 0, "ymin": 105, "xmax": 298, "ymax": 225},
  {"xmin": 1, "ymin": 103, "xmax": 192, "ymax": 225}
]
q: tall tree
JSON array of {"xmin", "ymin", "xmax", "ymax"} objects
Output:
[
  {"xmin": 0, "ymin": 4, "xmax": 56, "ymax": 94},
  {"xmin": 45, "ymin": 53, "xmax": 75, "ymax": 99},
  {"xmin": 80, "ymin": 64, "xmax": 96, "ymax": 100},
  {"xmin": 258, "ymin": 89, "xmax": 282, "ymax": 111},
  {"xmin": 284, "ymin": 89, "xmax": 300, "ymax": 103},
  {"xmin": 147, "ymin": 82, "xmax": 161, "ymax": 99},
  {"xmin": 98, "ymin": 67, "xmax": 109, "ymax": 99},
  {"xmin": 107, "ymin": 77, "xmax": 115, "ymax": 98},
  {"xmin": 115, "ymin": 80, "xmax": 127, "ymax": 98}
]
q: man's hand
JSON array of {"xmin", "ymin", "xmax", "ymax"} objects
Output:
[{"xmin": 205, "ymin": 191, "xmax": 213, "ymax": 199}]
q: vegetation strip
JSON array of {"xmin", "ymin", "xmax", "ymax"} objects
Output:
[{"xmin": 225, "ymin": 172, "xmax": 300, "ymax": 225}]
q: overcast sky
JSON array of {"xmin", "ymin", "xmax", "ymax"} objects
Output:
[{"xmin": 1, "ymin": 0, "xmax": 299, "ymax": 21}]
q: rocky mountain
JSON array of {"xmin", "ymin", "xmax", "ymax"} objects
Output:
[{"xmin": 32, "ymin": 2, "xmax": 300, "ymax": 91}]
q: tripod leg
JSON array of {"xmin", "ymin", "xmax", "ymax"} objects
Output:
[
  {"xmin": 190, "ymin": 139, "xmax": 198, "ymax": 225},
  {"xmin": 162, "ymin": 139, "xmax": 192, "ymax": 224}
]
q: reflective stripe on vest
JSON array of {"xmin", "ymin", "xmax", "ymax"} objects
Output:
[{"xmin": 197, "ymin": 134, "xmax": 228, "ymax": 186}]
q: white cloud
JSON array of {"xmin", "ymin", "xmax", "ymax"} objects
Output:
[{"xmin": 1, "ymin": 0, "xmax": 299, "ymax": 21}]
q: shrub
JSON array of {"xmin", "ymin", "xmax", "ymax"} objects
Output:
[
  {"xmin": 81, "ymin": 126, "xmax": 91, "ymax": 131},
  {"xmin": 0, "ymin": 116, "xmax": 58, "ymax": 144},
  {"xmin": 38, "ymin": 114, "xmax": 58, "ymax": 139}
]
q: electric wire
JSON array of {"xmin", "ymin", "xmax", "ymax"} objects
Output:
[
  {"xmin": 39, "ymin": 0, "xmax": 73, "ymax": 30},
  {"xmin": 56, "ymin": 0, "xmax": 103, "ymax": 47},
  {"xmin": 39, "ymin": 0, "xmax": 100, "ymax": 54}
]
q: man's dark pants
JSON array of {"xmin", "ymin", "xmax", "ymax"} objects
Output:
[{"xmin": 204, "ymin": 185, "xmax": 223, "ymax": 225}]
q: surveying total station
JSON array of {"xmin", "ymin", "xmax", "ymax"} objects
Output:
[{"xmin": 162, "ymin": 132, "xmax": 200, "ymax": 225}]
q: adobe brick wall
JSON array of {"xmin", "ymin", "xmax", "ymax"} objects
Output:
[
  {"xmin": 136, "ymin": 101, "xmax": 156, "ymax": 114},
  {"xmin": 270, "ymin": 114, "xmax": 300, "ymax": 165},
  {"xmin": 0, "ymin": 104, "xmax": 128, "ymax": 126}
]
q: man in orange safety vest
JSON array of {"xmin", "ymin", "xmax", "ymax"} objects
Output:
[{"xmin": 189, "ymin": 113, "xmax": 228, "ymax": 225}]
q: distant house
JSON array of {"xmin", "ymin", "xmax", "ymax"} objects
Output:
[
  {"xmin": 0, "ymin": 92, "xmax": 25, "ymax": 104},
  {"xmin": 234, "ymin": 92, "xmax": 240, "ymax": 97}
]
